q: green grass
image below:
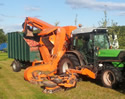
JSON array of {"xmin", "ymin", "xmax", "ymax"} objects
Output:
[{"xmin": 0, "ymin": 53, "xmax": 125, "ymax": 99}]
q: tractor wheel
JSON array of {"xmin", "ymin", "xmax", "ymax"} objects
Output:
[
  {"xmin": 101, "ymin": 66, "xmax": 122, "ymax": 88},
  {"xmin": 58, "ymin": 54, "xmax": 80, "ymax": 74},
  {"xmin": 11, "ymin": 60, "xmax": 21, "ymax": 72}
]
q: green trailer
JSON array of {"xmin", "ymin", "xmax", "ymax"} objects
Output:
[{"xmin": 8, "ymin": 32, "xmax": 41, "ymax": 72}]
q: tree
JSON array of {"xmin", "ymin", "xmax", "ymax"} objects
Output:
[
  {"xmin": 108, "ymin": 20, "xmax": 119, "ymax": 35},
  {"xmin": 115, "ymin": 26, "xmax": 125, "ymax": 49},
  {"xmin": 98, "ymin": 10, "xmax": 121, "ymax": 49},
  {"xmin": 99, "ymin": 11, "xmax": 125, "ymax": 49},
  {"xmin": 54, "ymin": 21, "xmax": 60, "ymax": 26},
  {"xmin": 98, "ymin": 10, "xmax": 108, "ymax": 28},
  {"xmin": 0, "ymin": 29, "xmax": 7, "ymax": 44},
  {"xmin": 108, "ymin": 21, "xmax": 120, "ymax": 49}
]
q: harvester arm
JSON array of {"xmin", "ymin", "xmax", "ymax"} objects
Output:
[{"xmin": 23, "ymin": 17, "xmax": 54, "ymax": 32}]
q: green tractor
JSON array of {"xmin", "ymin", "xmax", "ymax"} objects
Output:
[
  {"xmin": 72, "ymin": 27, "xmax": 125, "ymax": 88},
  {"xmin": 60, "ymin": 27, "xmax": 125, "ymax": 88}
]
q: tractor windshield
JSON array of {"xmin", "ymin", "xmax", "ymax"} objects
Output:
[
  {"xmin": 73, "ymin": 34, "xmax": 93, "ymax": 63},
  {"xmin": 73, "ymin": 34, "xmax": 92, "ymax": 54},
  {"xmin": 94, "ymin": 33, "xmax": 110, "ymax": 49}
]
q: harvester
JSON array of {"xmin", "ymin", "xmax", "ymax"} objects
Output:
[{"xmin": 8, "ymin": 17, "xmax": 96, "ymax": 93}]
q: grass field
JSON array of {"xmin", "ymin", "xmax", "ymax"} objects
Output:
[{"xmin": 0, "ymin": 53, "xmax": 125, "ymax": 99}]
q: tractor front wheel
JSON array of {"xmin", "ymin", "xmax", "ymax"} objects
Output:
[
  {"xmin": 101, "ymin": 66, "xmax": 122, "ymax": 88},
  {"xmin": 58, "ymin": 55, "xmax": 74, "ymax": 74}
]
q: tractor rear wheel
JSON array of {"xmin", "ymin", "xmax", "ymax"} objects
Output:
[
  {"xmin": 101, "ymin": 65, "xmax": 122, "ymax": 88},
  {"xmin": 11, "ymin": 60, "xmax": 21, "ymax": 72}
]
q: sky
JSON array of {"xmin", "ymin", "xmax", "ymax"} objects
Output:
[{"xmin": 0, "ymin": 0, "xmax": 125, "ymax": 33}]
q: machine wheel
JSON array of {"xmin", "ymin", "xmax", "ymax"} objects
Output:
[
  {"xmin": 101, "ymin": 65, "xmax": 122, "ymax": 88},
  {"xmin": 58, "ymin": 54, "xmax": 80, "ymax": 74},
  {"xmin": 68, "ymin": 54, "xmax": 81, "ymax": 66},
  {"xmin": 11, "ymin": 60, "xmax": 21, "ymax": 72}
]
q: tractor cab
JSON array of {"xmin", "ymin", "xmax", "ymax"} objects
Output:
[{"xmin": 72, "ymin": 27, "xmax": 110, "ymax": 64}]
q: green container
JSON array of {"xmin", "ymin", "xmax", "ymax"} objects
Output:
[{"xmin": 8, "ymin": 32, "xmax": 41, "ymax": 62}]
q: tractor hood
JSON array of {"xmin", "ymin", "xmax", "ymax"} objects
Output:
[
  {"xmin": 98, "ymin": 49, "xmax": 125, "ymax": 62},
  {"xmin": 98, "ymin": 49, "xmax": 124, "ymax": 57}
]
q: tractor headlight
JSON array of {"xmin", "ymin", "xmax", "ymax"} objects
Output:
[
  {"xmin": 106, "ymin": 29, "xmax": 108, "ymax": 33},
  {"xmin": 99, "ymin": 64, "xmax": 103, "ymax": 67},
  {"xmin": 94, "ymin": 29, "xmax": 97, "ymax": 32}
]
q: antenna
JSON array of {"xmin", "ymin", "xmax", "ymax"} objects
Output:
[{"xmin": 75, "ymin": 14, "xmax": 78, "ymax": 26}]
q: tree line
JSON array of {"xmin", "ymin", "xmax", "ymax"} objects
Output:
[
  {"xmin": 98, "ymin": 10, "xmax": 125, "ymax": 49},
  {"xmin": 0, "ymin": 29, "xmax": 7, "ymax": 44},
  {"xmin": 115, "ymin": 26, "xmax": 125, "ymax": 49}
]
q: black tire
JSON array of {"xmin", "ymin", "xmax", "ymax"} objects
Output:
[
  {"xmin": 11, "ymin": 60, "xmax": 21, "ymax": 72},
  {"xmin": 58, "ymin": 54, "xmax": 80, "ymax": 74},
  {"xmin": 68, "ymin": 54, "xmax": 81, "ymax": 66},
  {"xmin": 101, "ymin": 65, "xmax": 122, "ymax": 88}
]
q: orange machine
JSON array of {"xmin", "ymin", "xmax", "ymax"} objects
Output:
[{"xmin": 23, "ymin": 17, "xmax": 96, "ymax": 93}]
